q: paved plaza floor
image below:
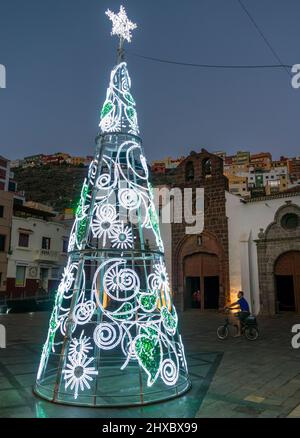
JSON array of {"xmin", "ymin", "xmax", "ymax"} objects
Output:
[{"xmin": 0, "ymin": 310, "xmax": 300, "ymax": 418}]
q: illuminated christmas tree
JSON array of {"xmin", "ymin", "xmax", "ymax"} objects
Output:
[{"xmin": 34, "ymin": 6, "xmax": 191, "ymax": 406}]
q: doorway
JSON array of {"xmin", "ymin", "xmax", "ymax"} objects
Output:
[
  {"xmin": 40, "ymin": 268, "xmax": 49, "ymax": 293},
  {"xmin": 204, "ymin": 276, "xmax": 220, "ymax": 309},
  {"xmin": 186, "ymin": 276, "xmax": 200, "ymax": 309},
  {"xmin": 184, "ymin": 252, "xmax": 221, "ymax": 311},
  {"xmin": 274, "ymin": 251, "xmax": 300, "ymax": 313},
  {"xmin": 276, "ymin": 275, "xmax": 295, "ymax": 311}
]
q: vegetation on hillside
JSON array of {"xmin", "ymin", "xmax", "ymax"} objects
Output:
[
  {"xmin": 13, "ymin": 165, "xmax": 176, "ymax": 213},
  {"xmin": 14, "ymin": 166, "xmax": 87, "ymax": 212}
]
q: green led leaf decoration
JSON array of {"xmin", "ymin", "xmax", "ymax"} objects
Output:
[
  {"xmin": 126, "ymin": 106, "xmax": 135, "ymax": 121},
  {"xmin": 161, "ymin": 306, "xmax": 178, "ymax": 334},
  {"xmin": 139, "ymin": 294, "xmax": 157, "ymax": 312},
  {"xmin": 140, "ymin": 325, "xmax": 157, "ymax": 338},
  {"xmin": 77, "ymin": 218, "xmax": 87, "ymax": 243},
  {"xmin": 113, "ymin": 302, "xmax": 134, "ymax": 320},
  {"xmin": 125, "ymin": 92, "xmax": 135, "ymax": 105},
  {"xmin": 135, "ymin": 335, "xmax": 162, "ymax": 386},
  {"xmin": 101, "ymin": 101, "xmax": 113, "ymax": 119}
]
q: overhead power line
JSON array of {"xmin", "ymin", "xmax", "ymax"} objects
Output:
[
  {"xmin": 237, "ymin": 0, "xmax": 291, "ymax": 76},
  {"xmin": 129, "ymin": 52, "xmax": 292, "ymax": 70}
]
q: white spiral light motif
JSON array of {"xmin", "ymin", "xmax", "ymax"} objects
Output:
[
  {"xmin": 60, "ymin": 315, "xmax": 76, "ymax": 337},
  {"xmin": 160, "ymin": 359, "xmax": 178, "ymax": 386},
  {"xmin": 140, "ymin": 154, "xmax": 149, "ymax": 178},
  {"xmin": 119, "ymin": 188, "xmax": 141, "ymax": 210},
  {"xmin": 98, "ymin": 204, "xmax": 116, "ymax": 220},
  {"xmin": 126, "ymin": 145, "xmax": 149, "ymax": 180},
  {"xmin": 73, "ymin": 301, "xmax": 96, "ymax": 325},
  {"xmin": 58, "ymin": 263, "xmax": 78, "ymax": 300},
  {"xmin": 104, "ymin": 262, "xmax": 140, "ymax": 301},
  {"xmin": 68, "ymin": 231, "xmax": 76, "ymax": 252},
  {"xmin": 93, "ymin": 323, "xmax": 122, "ymax": 350},
  {"xmin": 88, "ymin": 160, "xmax": 98, "ymax": 184},
  {"xmin": 96, "ymin": 173, "xmax": 112, "ymax": 189}
]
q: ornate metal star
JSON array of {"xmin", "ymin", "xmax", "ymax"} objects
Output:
[{"xmin": 106, "ymin": 5, "xmax": 137, "ymax": 43}]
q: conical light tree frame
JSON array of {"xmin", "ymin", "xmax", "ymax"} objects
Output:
[{"xmin": 34, "ymin": 7, "xmax": 191, "ymax": 407}]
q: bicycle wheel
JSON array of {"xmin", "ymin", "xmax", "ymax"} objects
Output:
[
  {"xmin": 244, "ymin": 326, "xmax": 259, "ymax": 341},
  {"xmin": 217, "ymin": 325, "xmax": 229, "ymax": 340}
]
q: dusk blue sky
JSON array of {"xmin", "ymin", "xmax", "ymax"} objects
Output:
[{"xmin": 0, "ymin": 0, "xmax": 299, "ymax": 162}]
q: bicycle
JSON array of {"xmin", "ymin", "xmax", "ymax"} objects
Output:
[{"xmin": 217, "ymin": 308, "xmax": 259, "ymax": 341}]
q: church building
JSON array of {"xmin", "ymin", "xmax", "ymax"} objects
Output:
[{"xmin": 157, "ymin": 150, "xmax": 300, "ymax": 315}]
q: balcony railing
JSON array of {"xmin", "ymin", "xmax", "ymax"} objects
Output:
[{"xmin": 34, "ymin": 249, "xmax": 59, "ymax": 262}]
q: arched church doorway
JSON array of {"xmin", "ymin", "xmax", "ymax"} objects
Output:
[
  {"xmin": 274, "ymin": 251, "xmax": 300, "ymax": 312},
  {"xmin": 184, "ymin": 253, "xmax": 220, "ymax": 310}
]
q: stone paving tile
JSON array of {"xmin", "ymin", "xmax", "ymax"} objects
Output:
[
  {"xmin": 287, "ymin": 404, "xmax": 300, "ymax": 418},
  {"xmin": 181, "ymin": 312, "xmax": 300, "ymax": 418},
  {"xmin": 0, "ymin": 390, "xmax": 24, "ymax": 409},
  {"xmin": 197, "ymin": 400, "xmax": 241, "ymax": 418},
  {"xmin": 0, "ymin": 376, "xmax": 13, "ymax": 390},
  {"xmin": 1, "ymin": 310, "xmax": 300, "ymax": 417},
  {"xmin": 7, "ymin": 363, "xmax": 37, "ymax": 374},
  {"xmin": 0, "ymin": 357, "xmax": 37, "ymax": 367},
  {"xmin": 5, "ymin": 406, "xmax": 34, "ymax": 418},
  {"xmin": 244, "ymin": 394, "xmax": 265, "ymax": 403},
  {"xmin": 257, "ymin": 410, "xmax": 281, "ymax": 418},
  {"xmin": 14, "ymin": 373, "xmax": 37, "ymax": 388}
]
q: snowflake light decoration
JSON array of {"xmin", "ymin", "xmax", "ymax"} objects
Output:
[
  {"xmin": 58, "ymin": 263, "xmax": 77, "ymax": 299},
  {"xmin": 69, "ymin": 332, "xmax": 93, "ymax": 359},
  {"xmin": 106, "ymin": 5, "xmax": 137, "ymax": 43},
  {"xmin": 91, "ymin": 204, "xmax": 119, "ymax": 246},
  {"xmin": 148, "ymin": 259, "xmax": 170, "ymax": 291},
  {"xmin": 110, "ymin": 222, "xmax": 133, "ymax": 249},
  {"xmin": 63, "ymin": 354, "xmax": 98, "ymax": 400}
]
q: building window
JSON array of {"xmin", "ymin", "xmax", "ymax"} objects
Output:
[
  {"xmin": 16, "ymin": 266, "xmax": 26, "ymax": 287},
  {"xmin": 0, "ymin": 206, "xmax": 4, "ymax": 218},
  {"xmin": 0, "ymin": 235, "xmax": 5, "ymax": 252},
  {"xmin": 62, "ymin": 238, "xmax": 68, "ymax": 253},
  {"xmin": 185, "ymin": 161, "xmax": 194, "ymax": 182},
  {"xmin": 281, "ymin": 213, "xmax": 299, "ymax": 230},
  {"xmin": 42, "ymin": 237, "xmax": 51, "ymax": 250},
  {"xmin": 18, "ymin": 233, "xmax": 29, "ymax": 248},
  {"xmin": 8, "ymin": 181, "xmax": 16, "ymax": 192},
  {"xmin": 0, "ymin": 158, "xmax": 7, "ymax": 168},
  {"xmin": 203, "ymin": 158, "xmax": 212, "ymax": 177},
  {"xmin": 51, "ymin": 267, "xmax": 59, "ymax": 279}
]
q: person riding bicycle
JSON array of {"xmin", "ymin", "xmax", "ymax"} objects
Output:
[{"xmin": 225, "ymin": 291, "xmax": 250, "ymax": 337}]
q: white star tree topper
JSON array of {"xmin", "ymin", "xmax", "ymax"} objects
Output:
[{"xmin": 106, "ymin": 5, "xmax": 137, "ymax": 43}]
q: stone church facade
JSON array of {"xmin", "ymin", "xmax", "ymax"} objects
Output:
[
  {"xmin": 170, "ymin": 149, "xmax": 230, "ymax": 311},
  {"xmin": 256, "ymin": 201, "xmax": 300, "ymax": 314}
]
